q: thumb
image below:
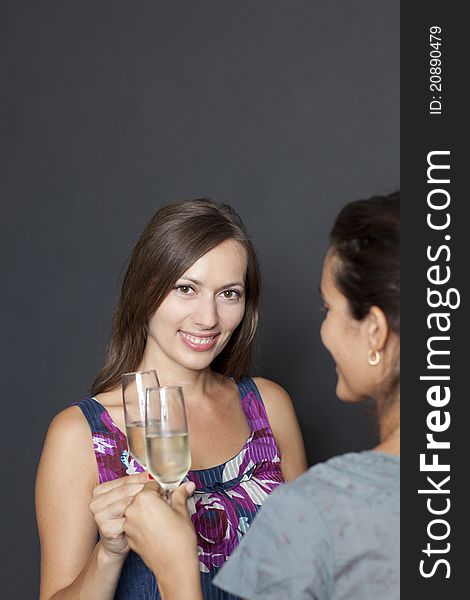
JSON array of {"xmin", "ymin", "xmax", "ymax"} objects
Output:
[{"xmin": 171, "ymin": 481, "xmax": 196, "ymax": 515}]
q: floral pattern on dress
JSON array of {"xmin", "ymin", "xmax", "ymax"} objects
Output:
[
  {"xmin": 186, "ymin": 384, "xmax": 285, "ymax": 575},
  {"xmin": 121, "ymin": 449, "xmax": 145, "ymax": 475},
  {"xmin": 74, "ymin": 377, "xmax": 284, "ymax": 599},
  {"xmin": 74, "ymin": 401, "xmax": 145, "ymax": 482}
]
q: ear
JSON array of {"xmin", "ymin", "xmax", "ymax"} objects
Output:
[{"xmin": 366, "ymin": 305, "xmax": 389, "ymax": 351}]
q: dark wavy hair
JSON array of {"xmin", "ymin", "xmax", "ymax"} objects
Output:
[
  {"xmin": 91, "ymin": 199, "xmax": 261, "ymax": 395},
  {"xmin": 329, "ymin": 191, "xmax": 400, "ymax": 334}
]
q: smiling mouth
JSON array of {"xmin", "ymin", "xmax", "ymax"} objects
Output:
[{"xmin": 178, "ymin": 331, "xmax": 220, "ymax": 351}]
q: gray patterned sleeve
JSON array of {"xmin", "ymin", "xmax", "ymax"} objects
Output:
[{"xmin": 213, "ymin": 484, "xmax": 334, "ymax": 600}]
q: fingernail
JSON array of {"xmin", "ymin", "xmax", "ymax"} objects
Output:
[{"xmin": 147, "ymin": 472, "xmax": 154, "ymax": 480}]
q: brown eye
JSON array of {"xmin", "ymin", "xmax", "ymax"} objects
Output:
[
  {"xmin": 221, "ymin": 290, "xmax": 240, "ymax": 300},
  {"xmin": 176, "ymin": 285, "xmax": 194, "ymax": 294}
]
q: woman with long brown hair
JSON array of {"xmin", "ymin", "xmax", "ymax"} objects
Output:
[
  {"xmin": 123, "ymin": 191, "xmax": 401, "ymax": 600},
  {"xmin": 35, "ymin": 198, "xmax": 307, "ymax": 599}
]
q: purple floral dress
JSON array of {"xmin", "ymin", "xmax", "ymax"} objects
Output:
[{"xmin": 74, "ymin": 377, "xmax": 284, "ymax": 599}]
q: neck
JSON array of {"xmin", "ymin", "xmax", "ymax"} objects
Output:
[
  {"xmin": 138, "ymin": 341, "xmax": 219, "ymax": 401},
  {"xmin": 375, "ymin": 399, "xmax": 400, "ymax": 455}
]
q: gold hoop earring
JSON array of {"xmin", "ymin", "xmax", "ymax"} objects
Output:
[{"xmin": 367, "ymin": 349, "xmax": 381, "ymax": 366}]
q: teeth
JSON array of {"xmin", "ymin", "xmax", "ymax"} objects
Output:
[{"xmin": 181, "ymin": 333, "xmax": 216, "ymax": 345}]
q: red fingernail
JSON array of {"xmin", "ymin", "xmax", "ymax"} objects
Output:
[{"xmin": 147, "ymin": 472, "xmax": 154, "ymax": 480}]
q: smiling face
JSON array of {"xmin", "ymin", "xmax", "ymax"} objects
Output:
[
  {"xmin": 146, "ymin": 239, "xmax": 247, "ymax": 374},
  {"xmin": 319, "ymin": 249, "xmax": 373, "ymax": 402}
]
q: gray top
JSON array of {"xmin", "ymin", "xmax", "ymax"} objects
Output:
[{"xmin": 214, "ymin": 451, "xmax": 400, "ymax": 600}]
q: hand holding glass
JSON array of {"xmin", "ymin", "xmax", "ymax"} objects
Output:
[
  {"xmin": 145, "ymin": 386, "xmax": 191, "ymax": 498},
  {"xmin": 122, "ymin": 370, "xmax": 159, "ymax": 466}
]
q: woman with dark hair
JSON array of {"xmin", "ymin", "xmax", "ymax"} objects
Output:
[
  {"xmin": 123, "ymin": 191, "xmax": 401, "ymax": 600},
  {"xmin": 35, "ymin": 199, "xmax": 307, "ymax": 599}
]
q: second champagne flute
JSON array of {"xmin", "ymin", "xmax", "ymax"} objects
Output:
[
  {"xmin": 145, "ymin": 386, "xmax": 191, "ymax": 499},
  {"xmin": 122, "ymin": 370, "xmax": 159, "ymax": 466}
]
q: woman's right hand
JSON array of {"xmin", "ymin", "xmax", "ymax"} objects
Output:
[
  {"xmin": 124, "ymin": 481, "xmax": 202, "ymax": 600},
  {"xmin": 89, "ymin": 472, "xmax": 148, "ymax": 559}
]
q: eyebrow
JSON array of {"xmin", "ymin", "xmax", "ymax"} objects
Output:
[
  {"xmin": 177, "ymin": 277, "xmax": 202, "ymax": 286},
  {"xmin": 177, "ymin": 277, "xmax": 245, "ymax": 289},
  {"xmin": 221, "ymin": 281, "xmax": 245, "ymax": 289}
]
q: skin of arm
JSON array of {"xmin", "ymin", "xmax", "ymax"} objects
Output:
[
  {"xmin": 124, "ymin": 482, "xmax": 203, "ymax": 600},
  {"xmin": 253, "ymin": 377, "xmax": 308, "ymax": 481},
  {"xmin": 35, "ymin": 406, "xmax": 147, "ymax": 600}
]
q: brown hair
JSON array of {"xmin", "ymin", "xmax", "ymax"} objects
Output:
[
  {"xmin": 330, "ymin": 191, "xmax": 400, "ymax": 408},
  {"xmin": 330, "ymin": 191, "xmax": 400, "ymax": 333},
  {"xmin": 91, "ymin": 199, "xmax": 261, "ymax": 394}
]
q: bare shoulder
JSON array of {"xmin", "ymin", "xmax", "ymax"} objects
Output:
[
  {"xmin": 36, "ymin": 406, "xmax": 102, "ymax": 599},
  {"xmin": 37, "ymin": 405, "xmax": 97, "ymax": 488},
  {"xmin": 252, "ymin": 377, "xmax": 307, "ymax": 479},
  {"xmin": 45, "ymin": 405, "xmax": 93, "ymax": 447},
  {"xmin": 252, "ymin": 377, "xmax": 294, "ymax": 414}
]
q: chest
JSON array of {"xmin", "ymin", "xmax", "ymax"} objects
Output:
[
  {"xmin": 185, "ymin": 399, "xmax": 251, "ymax": 470},
  {"xmin": 105, "ymin": 393, "xmax": 252, "ymax": 472}
]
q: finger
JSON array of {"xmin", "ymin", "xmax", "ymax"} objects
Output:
[
  {"xmin": 170, "ymin": 482, "xmax": 195, "ymax": 516},
  {"xmin": 124, "ymin": 484, "xmax": 168, "ymax": 522},
  {"xmin": 185, "ymin": 481, "xmax": 196, "ymax": 496},
  {"xmin": 123, "ymin": 500, "xmax": 153, "ymax": 536},
  {"xmin": 90, "ymin": 483, "xmax": 146, "ymax": 515},
  {"xmin": 125, "ymin": 484, "xmax": 166, "ymax": 515},
  {"xmin": 142, "ymin": 481, "xmax": 164, "ymax": 494},
  {"xmin": 91, "ymin": 488, "xmax": 145, "ymax": 518},
  {"xmin": 92, "ymin": 472, "xmax": 149, "ymax": 497},
  {"xmin": 99, "ymin": 516, "xmax": 126, "ymax": 541},
  {"xmin": 94, "ymin": 498, "xmax": 138, "ymax": 529}
]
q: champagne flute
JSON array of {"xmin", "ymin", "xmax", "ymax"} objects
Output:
[
  {"xmin": 145, "ymin": 386, "xmax": 191, "ymax": 499},
  {"xmin": 122, "ymin": 370, "xmax": 159, "ymax": 466}
]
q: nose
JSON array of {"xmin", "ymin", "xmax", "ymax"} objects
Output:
[{"xmin": 192, "ymin": 295, "xmax": 219, "ymax": 330}]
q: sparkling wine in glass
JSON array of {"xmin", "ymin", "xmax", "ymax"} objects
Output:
[
  {"xmin": 145, "ymin": 386, "xmax": 191, "ymax": 498},
  {"xmin": 122, "ymin": 370, "xmax": 159, "ymax": 466}
]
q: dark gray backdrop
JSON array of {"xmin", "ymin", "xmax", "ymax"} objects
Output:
[{"xmin": 1, "ymin": 1, "xmax": 399, "ymax": 597}]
